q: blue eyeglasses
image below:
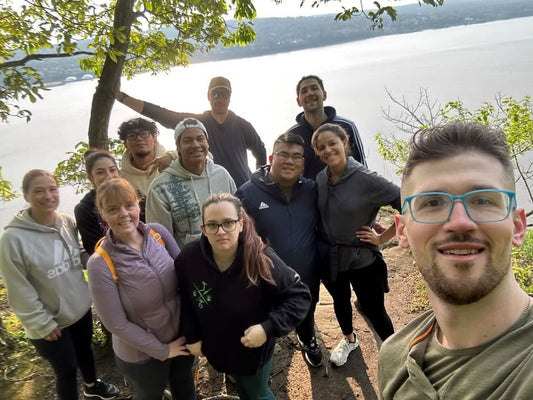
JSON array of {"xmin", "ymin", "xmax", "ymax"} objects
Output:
[{"xmin": 402, "ymin": 189, "xmax": 517, "ymax": 224}]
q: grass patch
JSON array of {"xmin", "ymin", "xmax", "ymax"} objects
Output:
[{"xmin": 408, "ymin": 279, "xmax": 430, "ymax": 313}]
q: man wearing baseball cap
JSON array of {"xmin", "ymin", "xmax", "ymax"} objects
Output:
[
  {"xmin": 116, "ymin": 76, "xmax": 266, "ymax": 187},
  {"xmin": 145, "ymin": 118, "xmax": 236, "ymax": 248}
]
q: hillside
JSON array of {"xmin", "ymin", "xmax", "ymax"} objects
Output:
[{"xmin": 24, "ymin": 0, "xmax": 533, "ymax": 84}]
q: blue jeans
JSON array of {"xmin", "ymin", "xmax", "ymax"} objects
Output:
[
  {"xmin": 30, "ymin": 310, "xmax": 96, "ymax": 400},
  {"xmin": 115, "ymin": 354, "xmax": 197, "ymax": 400},
  {"xmin": 233, "ymin": 357, "xmax": 275, "ymax": 400}
]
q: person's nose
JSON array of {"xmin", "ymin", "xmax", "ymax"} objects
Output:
[{"xmin": 443, "ymin": 200, "xmax": 477, "ymax": 232}]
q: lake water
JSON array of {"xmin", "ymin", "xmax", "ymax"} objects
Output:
[{"xmin": 1, "ymin": 16, "xmax": 532, "ymax": 231}]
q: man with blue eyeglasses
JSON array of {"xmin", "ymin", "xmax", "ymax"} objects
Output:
[{"xmin": 378, "ymin": 122, "xmax": 531, "ymax": 399}]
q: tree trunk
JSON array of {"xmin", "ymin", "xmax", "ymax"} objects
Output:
[{"xmin": 87, "ymin": 0, "xmax": 135, "ymax": 148}]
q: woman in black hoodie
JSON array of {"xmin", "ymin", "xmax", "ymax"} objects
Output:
[
  {"xmin": 175, "ymin": 193, "xmax": 311, "ymax": 400},
  {"xmin": 74, "ymin": 149, "xmax": 120, "ymax": 254}
]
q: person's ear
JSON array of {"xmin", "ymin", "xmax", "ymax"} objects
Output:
[
  {"xmin": 268, "ymin": 155, "xmax": 273, "ymax": 164},
  {"xmin": 511, "ymin": 208, "xmax": 527, "ymax": 247},
  {"xmin": 296, "ymin": 96, "xmax": 302, "ymax": 107},
  {"xmin": 323, "ymin": 90, "xmax": 327, "ymax": 102},
  {"xmin": 395, "ymin": 214, "xmax": 410, "ymax": 249}
]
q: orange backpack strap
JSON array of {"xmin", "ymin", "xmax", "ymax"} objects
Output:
[
  {"xmin": 149, "ymin": 228, "xmax": 165, "ymax": 247},
  {"xmin": 94, "ymin": 237, "xmax": 119, "ymax": 285},
  {"xmin": 93, "ymin": 229, "xmax": 165, "ymax": 285}
]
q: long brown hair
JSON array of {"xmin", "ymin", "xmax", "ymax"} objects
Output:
[{"xmin": 202, "ymin": 193, "xmax": 275, "ymax": 287}]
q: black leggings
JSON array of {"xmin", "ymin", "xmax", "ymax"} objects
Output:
[
  {"xmin": 30, "ymin": 310, "xmax": 97, "ymax": 400},
  {"xmin": 322, "ymin": 260, "xmax": 394, "ymax": 341},
  {"xmin": 115, "ymin": 354, "xmax": 197, "ymax": 400}
]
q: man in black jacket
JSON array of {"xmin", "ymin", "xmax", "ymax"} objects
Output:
[
  {"xmin": 236, "ymin": 132, "xmax": 323, "ymax": 367},
  {"xmin": 288, "ymin": 75, "xmax": 367, "ymax": 179}
]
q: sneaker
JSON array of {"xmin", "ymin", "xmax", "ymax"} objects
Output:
[
  {"xmin": 298, "ymin": 336, "xmax": 323, "ymax": 367},
  {"xmin": 329, "ymin": 336, "xmax": 359, "ymax": 367},
  {"xmin": 83, "ymin": 379, "xmax": 119, "ymax": 399}
]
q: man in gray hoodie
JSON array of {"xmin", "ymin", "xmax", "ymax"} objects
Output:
[{"xmin": 145, "ymin": 118, "xmax": 236, "ymax": 248}]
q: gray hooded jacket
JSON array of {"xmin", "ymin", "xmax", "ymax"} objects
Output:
[
  {"xmin": 145, "ymin": 158, "xmax": 236, "ymax": 248},
  {"xmin": 0, "ymin": 210, "xmax": 91, "ymax": 339}
]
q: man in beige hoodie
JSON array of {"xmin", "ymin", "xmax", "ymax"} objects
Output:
[{"xmin": 118, "ymin": 117, "xmax": 171, "ymax": 198}]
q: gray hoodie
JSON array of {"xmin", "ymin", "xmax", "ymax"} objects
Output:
[
  {"xmin": 0, "ymin": 210, "xmax": 91, "ymax": 339},
  {"xmin": 145, "ymin": 158, "xmax": 236, "ymax": 248}
]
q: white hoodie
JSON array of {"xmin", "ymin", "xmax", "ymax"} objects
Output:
[
  {"xmin": 145, "ymin": 158, "xmax": 236, "ymax": 248},
  {"xmin": 0, "ymin": 210, "xmax": 91, "ymax": 339}
]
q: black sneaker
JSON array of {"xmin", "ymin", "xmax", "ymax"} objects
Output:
[
  {"xmin": 298, "ymin": 336, "xmax": 323, "ymax": 367},
  {"xmin": 83, "ymin": 379, "xmax": 119, "ymax": 399}
]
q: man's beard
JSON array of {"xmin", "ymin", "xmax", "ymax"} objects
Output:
[
  {"xmin": 134, "ymin": 150, "xmax": 151, "ymax": 158},
  {"xmin": 420, "ymin": 234, "xmax": 509, "ymax": 305}
]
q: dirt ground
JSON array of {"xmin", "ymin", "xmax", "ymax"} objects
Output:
[{"xmin": 0, "ymin": 245, "xmax": 424, "ymax": 400}]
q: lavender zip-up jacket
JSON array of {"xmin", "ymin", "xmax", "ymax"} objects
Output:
[{"xmin": 87, "ymin": 222, "xmax": 181, "ymax": 363}]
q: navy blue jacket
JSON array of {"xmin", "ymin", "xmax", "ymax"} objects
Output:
[
  {"xmin": 236, "ymin": 166, "xmax": 320, "ymax": 286},
  {"xmin": 175, "ymin": 236, "xmax": 310, "ymax": 375},
  {"xmin": 288, "ymin": 106, "xmax": 367, "ymax": 180}
]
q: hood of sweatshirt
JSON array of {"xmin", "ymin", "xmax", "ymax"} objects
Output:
[
  {"xmin": 325, "ymin": 156, "xmax": 364, "ymax": 186},
  {"xmin": 294, "ymin": 105, "xmax": 337, "ymax": 126},
  {"xmin": 121, "ymin": 142, "xmax": 167, "ymax": 176},
  {"xmin": 5, "ymin": 208, "xmax": 60, "ymax": 233}
]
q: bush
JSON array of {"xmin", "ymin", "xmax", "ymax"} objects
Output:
[{"xmin": 513, "ymin": 229, "xmax": 533, "ymax": 292}]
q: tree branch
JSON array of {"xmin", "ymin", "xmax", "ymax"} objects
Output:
[{"xmin": 0, "ymin": 51, "xmax": 94, "ymax": 68}]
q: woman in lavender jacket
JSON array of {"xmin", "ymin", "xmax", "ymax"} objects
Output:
[{"xmin": 87, "ymin": 178, "xmax": 196, "ymax": 400}]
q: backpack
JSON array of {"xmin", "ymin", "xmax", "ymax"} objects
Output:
[{"xmin": 94, "ymin": 228, "xmax": 165, "ymax": 284}]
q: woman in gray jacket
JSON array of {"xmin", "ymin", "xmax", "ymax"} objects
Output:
[
  {"xmin": 312, "ymin": 124, "xmax": 402, "ymax": 368},
  {"xmin": 0, "ymin": 169, "xmax": 118, "ymax": 400},
  {"xmin": 87, "ymin": 178, "xmax": 196, "ymax": 400}
]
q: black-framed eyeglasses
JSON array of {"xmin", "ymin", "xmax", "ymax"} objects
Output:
[
  {"xmin": 273, "ymin": 151, "xmax": 304, "ymax": 162},
  {"xmin": 202, "ymin": 219, "xmax": 240, "ymax": 235},
  {"xmin": 211, "ymin": 91, "xmax": 231, "ymax": 100},
  {"xmin": 402, "ymin": 189, "xmax": 517, "ymax": 224},
  {"xmin": 125, "ymin": 131, "xmax": 152, "ymax": 141}
]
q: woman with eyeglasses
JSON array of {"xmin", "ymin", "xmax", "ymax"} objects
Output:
[
  {"xmin": 75, "ymin": 149, "xmax": 120, "ymax": 254},
  {"xmin": 175, "ymin": 193, "xmax": 311, "ymax": 400},
  {"xmin": 87, "ymin": 178, "xmax": 197, "ymax": 400},
  {"xmin": 311, "ymin": 123, "xmax": 402, "ymax": 367},
  {"xmin": 0, "ymin": 169, "xmax": 119, "ymax": 400}
]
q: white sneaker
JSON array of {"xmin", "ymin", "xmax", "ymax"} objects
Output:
[{"xmin": 329, "ymin": 336, "xmax": 359, "ymax": 366}]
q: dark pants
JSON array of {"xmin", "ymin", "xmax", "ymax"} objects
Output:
[
  {"xmin": 115, "ymin": 354, "xmax": 196, "ymax": 400},
  {"xmin": 30, "ymin": 310, "xmax": 97, "ymax": 400},
  {"xmin": 295, "ymin": 278, "xmax": 320, "ymax": 344},
  {"xmin": 322, "ymin": 260, "xmax": 394, "ymax": 341},
  {"xmin": 233, "ymin": 357, "xmax": 275, "ymax": 400}
]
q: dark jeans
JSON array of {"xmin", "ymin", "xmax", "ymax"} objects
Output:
[
  {"xmin": 233, "ymin": 357, "xmax": 275, "ymax": 400},
  {"xmin": 295, "ymin": 278, "xmax": 320, "ymax": 344},
  {"xmin": 115, "ymin": 354, "xmax": 197, "ymax": 400},
  {"xmin": 30, "ymin": 310, "xmax": 96, "ymax": 400},
  {"xmin": 322, "ymin": 260, "xmax": 394, "ymax": 341}
]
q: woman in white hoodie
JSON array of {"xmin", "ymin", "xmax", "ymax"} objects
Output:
[{"xmin": 0, "ymin": 169, "xmax": 118, "ymax": 400}]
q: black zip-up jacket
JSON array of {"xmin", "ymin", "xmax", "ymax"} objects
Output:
[
  {"xmin": 235, "ymin": 166, "xmax": 320, "ymax": 286},
  {"xmin": 74, "ymin": 190, "xmax": 107, "ymax": 255},
  {"xmin": 175, "ymin": 236, "xmax": 311, "ymax": 375},
  {"xmin": 288, "ymin": 106, "xmax": 367, "ymax": 180}
]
